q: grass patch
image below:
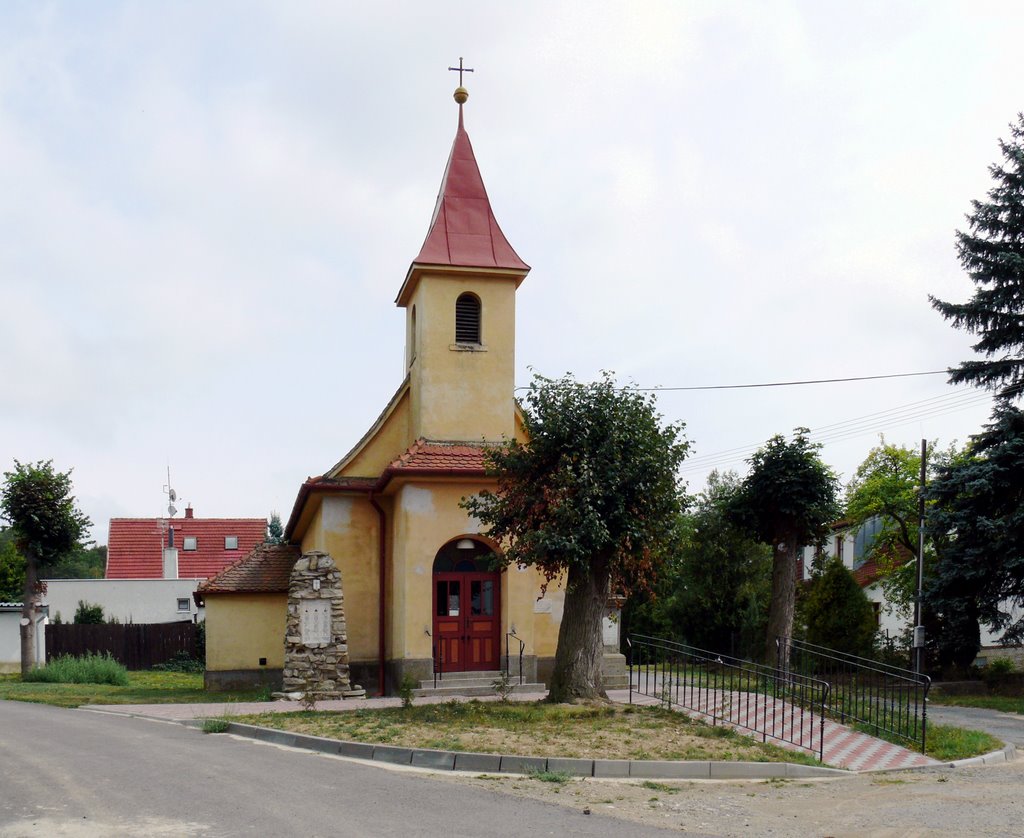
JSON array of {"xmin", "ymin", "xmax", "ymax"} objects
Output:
[
  {"xmin": 930, "ymin": 694, "xmax": 1024, "ymax": 714},
  {"xmin": 527, "ymin": 769, "xmax": 573, "ymax": 784},
  {"xmin": 23, "ymin": 653, "xmax": 128, "ymax": 686},
  {"xmin": 202, "ymin": 718, "xmax": 231, "ymax": 734},
  {"xmin": 640, "ymin": 780, "xmax": 679, "ymax": 794},
  {"xmin": 229, "ymin": 700, "xmax": 823, "ymax": 765},
  {"xmin": 848, "ymin": 717, "xmax": 1003, "ymax": 761},
  {"xmin": 0, "ymin": 670, "xmax": 266, "ymax": 708},
  {"xmin": 924, "ymin": 724, "xmax": 1003, "ymax": 762}
]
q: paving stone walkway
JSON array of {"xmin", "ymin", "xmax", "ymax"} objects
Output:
[{"xmin": 611, "ymin": 688, "xmax": 936, "ymax": 771}]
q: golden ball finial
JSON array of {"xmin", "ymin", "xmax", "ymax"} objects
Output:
[{"xmin": 453, "ymin": 86, "xmax": 469, "ymax": 105}]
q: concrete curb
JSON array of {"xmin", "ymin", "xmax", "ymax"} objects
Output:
[
  {"xmin": 93, "ymin": 707, "xmax": 1018, "ymax": 776},
  {"xmin": 182, "ymin": 718, "xmax": 850, "ymax": 779},
  {"xmin": 861, "ymin": 742, "xmax": 1017, "ymax": 774}
]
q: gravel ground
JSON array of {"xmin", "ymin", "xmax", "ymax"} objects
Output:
[{"xmin": 435, "ymin": 760, "xmax": 1024, "ymax": 836}]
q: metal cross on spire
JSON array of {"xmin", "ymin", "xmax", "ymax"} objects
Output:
[{"xmin": 448, "ymin": 57, "xmax": 474, "ymax": 86}]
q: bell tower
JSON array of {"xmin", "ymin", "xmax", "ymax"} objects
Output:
[{"xmin": 395, "ymin": 80, "xmax": 530, "ymax": 443}]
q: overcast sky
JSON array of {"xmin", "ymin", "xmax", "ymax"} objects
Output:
[{"xmin": 2, "ymin": 2, "xmax": 1022, "ymax": 545}]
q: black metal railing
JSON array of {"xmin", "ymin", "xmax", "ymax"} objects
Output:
[
  {"xmin": 505, "ymin": 631, "xmax": 525, "ymax": 686},
  {"xmin": 777, "ymin": 636, "xmax": 929, "ymax": 753},
  {"xmin": 432, "ymin": 641, "xmax": 444, "ymax": 689},
  {"xmin": 628, "ymin": 634, "xmax": 830, "ymax": 762}
]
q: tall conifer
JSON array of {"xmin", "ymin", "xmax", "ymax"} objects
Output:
[{"xmin": 931, "ymin": 114, "xmax": 1024, "ymax": 403}]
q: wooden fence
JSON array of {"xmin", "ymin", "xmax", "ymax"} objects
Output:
[{"xmin": 46, "ymin": 622, "xmax": 199, "ymax": 670}]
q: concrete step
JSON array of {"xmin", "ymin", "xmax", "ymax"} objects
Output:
[{"xmin": 412, "ymin": 682, "xmax": 547, "ymax": 699}]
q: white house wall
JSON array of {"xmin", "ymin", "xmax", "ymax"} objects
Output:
[
  {"xmin": 0, "ymin": 604, "xmax": 47, "ymax": 673},
  {"xmin": 43, "ymin": 579, "xmax": 204, "ymax": 625},
  {"xmin": 803, "ymin": 523, "xmax": 1022, "ymax": 665}
]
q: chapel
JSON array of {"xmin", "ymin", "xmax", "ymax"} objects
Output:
[{"xmin": 198, "ymin": 81, "xmax": 625, "ymax": 695}]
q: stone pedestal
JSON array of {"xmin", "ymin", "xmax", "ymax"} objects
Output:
[{"xmin": 280, "ymin": 551, "xmax": 364, "ymax": 700}]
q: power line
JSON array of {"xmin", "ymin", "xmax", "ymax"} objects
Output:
[
  {"xmin": 678, "ymin": 386, "xmax": 993, "ymax": 475},
  {"xmin": 515, "ymin": 369, "xmax": 948, "ymax": 393}
]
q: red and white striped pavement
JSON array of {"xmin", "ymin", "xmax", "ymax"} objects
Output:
[{"xmin": 607, "ymin": 687, "xmax": 937, "ymax": 771}]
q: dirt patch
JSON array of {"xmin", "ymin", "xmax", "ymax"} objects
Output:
[{"xmin": 427, "ymin": 761, "xmax": 1024, "ymax": 835}]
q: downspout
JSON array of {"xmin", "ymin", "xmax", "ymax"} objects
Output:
[{"xmin": 369, "ymin": 492, "xmax": 387, "ymax": 697}]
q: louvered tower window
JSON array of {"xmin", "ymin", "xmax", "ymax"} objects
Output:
[{"xmin": 455, "ymin": 293, "xmax": 481, "ymax": 344}]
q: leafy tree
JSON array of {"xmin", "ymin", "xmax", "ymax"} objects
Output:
[
  {"xmin": 47, "ymin": 543, "xmax": 106, "ymax": 579},
  {"xmin": 625, "ymin": 470, "xmax": 771, "ymax": 660},
  {"xmin": 844, "ymin": 438, "xmax": 959, "ymax": 612},
  {"xmin": 926, "ymin": 404, "xmax": 1024, "ymax": 665},
  {"xmin": 266, "ymin": 512, "xmax": 285, "ymax": 545},
  {"xmin": 0, "ymin": 528, "xmax": 26, "ymax": 602},
  {"xmin": 73, "ymin": 600, "xmax": 105, "ymax": 624},
  {"xmin": 462, "ymin": 372, "xmax": 690, "ymax": 702},
  {"xmin": 930, "ymin": 113, "xmax": 1024, "ymax": 404},
  {"xmin": 729, "ymin": 430, "xmax": 840, "ymax": 663},
  {"xmin": 799, "ymin": 557, "xmax": 877, "ymax": 658},
  {"xmin": 0, "ymin": 460, "xmax": 91, "ymax": 674}
]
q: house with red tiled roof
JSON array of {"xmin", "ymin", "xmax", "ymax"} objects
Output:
[
  {"xmin": 106, "ymin": 508, "xmax": 266, "ymax": 580},
  {"xmin": 801, "ymin": 518, "xmax": 1024, "ymax": 669},
  {"xmin": 40, "ymin": 507, "xmax": 268, "ymax": 628},
  {"xmin": 201, "ymin": 83, "xmax": 626, "ymax": 694}
]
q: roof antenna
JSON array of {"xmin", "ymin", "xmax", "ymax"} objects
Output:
[{"xmin": 163, "ymin": 466, "xmax": 178, "ymax": 518}]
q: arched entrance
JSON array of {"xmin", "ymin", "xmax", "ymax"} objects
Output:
[{"xmin": 432, "ymin": 538, "xmax": 501, "ymax": 671}]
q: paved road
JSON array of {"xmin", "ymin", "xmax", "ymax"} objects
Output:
[
  {"xmin": 927, "ymin": 703, "xmax": 1024, "ymax": 748},
  {"xmin": 0, "ymin": 701, "xmax": 684, "ymax": 838}
]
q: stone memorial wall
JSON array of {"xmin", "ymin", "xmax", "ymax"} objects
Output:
[{"xmin": 281, "ymin": 550, "xmax": 364, "ymax": 700}]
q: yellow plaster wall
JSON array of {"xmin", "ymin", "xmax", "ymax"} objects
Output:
[
  {"xmin": 531, "ymin": 570, "xmax": 565, "ymax": 657},
  {"xmin": 406, "ymin": 274, "xmax": 517, "ymax": 443},
  {"xmin": 389, "ymin": 479, "xmax": 560, "ymax": 661},
  {"xmin": 299, "ymin": 502, "xmax": 325, "ymax": 553},
  {"xmin": 205, "ymin": 593, "xmax": 286, "ymax": 670},
  {"xmin": 336, "ymin": 388, "xmax": 412, "ymax": 478},
  {"xmin": 311, "ymin": 495, "xmax": 382, "ymax": 665}
]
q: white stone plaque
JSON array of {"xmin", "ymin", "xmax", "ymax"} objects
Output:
[{"xmin": 301, "ymin": 600, "xmax": 331, "ymax": 646}]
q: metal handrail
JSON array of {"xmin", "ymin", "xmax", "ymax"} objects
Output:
[
  {"xmin": 505, "ymin": 631, "xmax": 525, "ymax": 685},
  {"xmin": 777, "ymin": 636, "xmax": 930, "ymax": 753},
  {"xmin": 432, "ymin": 641, "xmax": 444, "ymax": 689},
  {"xmin": 628, "ymin": 633, "xmax": 830, "ymax": 762}
]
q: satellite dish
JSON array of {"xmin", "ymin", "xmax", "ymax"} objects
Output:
[
  {"xmin": 168, "ymin": 504, "xmax": 178, "ymax": 517},
  {"xmin": 169, "ymin": 489, "xmax": 178, "ymax": 502}
]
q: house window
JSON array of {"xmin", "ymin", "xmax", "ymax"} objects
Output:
[
  {"xmin": 455, "ymin": 293, "xmax": 481, "ymax": 344},
  {"xmin": 183, "ymin": 536, "xmax": 198, "ymax": 551},
  {"xmin": 177, "ymin": 598, "xmax": 190, "ymax": 612},
  {"xmin": 225, "ymin": 536, "xmax": 238, "ymax": 550}
]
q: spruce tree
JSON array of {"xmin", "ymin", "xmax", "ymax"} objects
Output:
[{"xmin": 930, "ymin": 113, "xmax": 1024, "ymax": 403}]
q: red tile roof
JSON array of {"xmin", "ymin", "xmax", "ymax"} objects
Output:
[
  {"xmin": 196, "ymin": 543, "xmax": 300, "ymax": 596},
  {"xmin": 411, "ymin": 107, "xmax": 528, "ymax": 273},
  {"xmin": 106, "ymin": 517, "xmax": 267, "ymax": 579},
  {"xmin": 853, "ymin": 557, "xmax": 883, "ymax": 588},
  {"xmin": 388, "ymin": 439, "xmax": 487, "ymax": 473}
]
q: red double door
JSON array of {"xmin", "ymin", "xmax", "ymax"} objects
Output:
[{"xmin": 433, "ymin": 571, "xmax": 500, "ymax": 671}]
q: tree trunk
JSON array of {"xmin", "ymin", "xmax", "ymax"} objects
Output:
[
  {"xmin": 546, "ymin": 559, "xmax": 610, "ymax": 703},
  {"xmin": 764, "ymin": 535, "xmax": 798, "ymax": 665},
  {"xmin": 20, "ymin": 554, "xmax": 40, "ymax": 676}
]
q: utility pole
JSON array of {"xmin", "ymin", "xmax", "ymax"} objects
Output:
[{"xmin": 913, "ymin": 438, "xmax": 927, "ymax": 674}]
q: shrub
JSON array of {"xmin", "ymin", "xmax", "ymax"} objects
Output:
[
  {"xmin": 73, "ymin": 600, "xmax": 105, "ymax": 624},
  {"xmin": 151, "ymin": 651, "xmax": 204, "ymax": 673},
  {"xmin": 398, "ymin": 673, "xmax": 418, "ymax": 708},
  {"xmin": 24, "ymin": 652, "xmax": 128, "ymax": 686},
  {"xmin": 987, "ymin": 657, "xmax": 1015, "ymax": 676},
  {"xmin": 800, "ymin": 557, "xmax": 876, "ymax": 658}
]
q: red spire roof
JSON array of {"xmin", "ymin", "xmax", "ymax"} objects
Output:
[{"xmin": 411, "ymin": 106, "xmax": 528, "ymax": 273}]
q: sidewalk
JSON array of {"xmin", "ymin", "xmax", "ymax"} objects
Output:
[{"xmin": 83, "ymin": 685, "xmax": 937, "ymax": 772}]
